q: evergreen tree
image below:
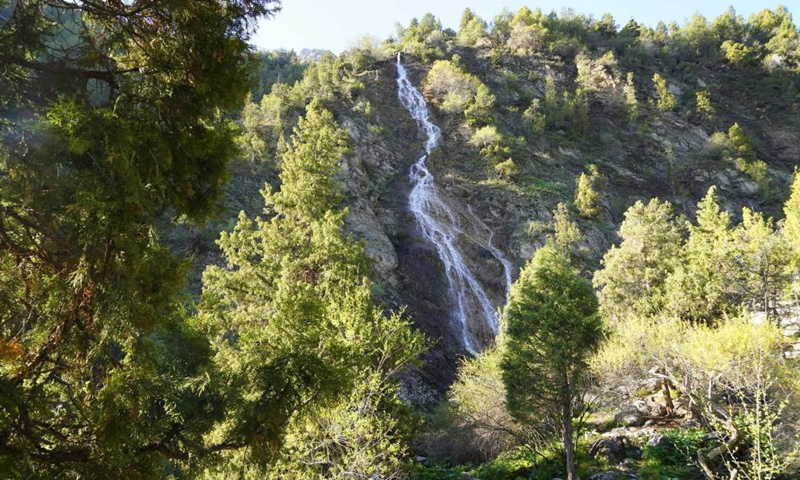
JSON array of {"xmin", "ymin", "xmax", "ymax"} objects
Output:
[
  {"xmin": 624, "ymin": 72, "xmax": 639, "ymax": 120},
  {"xmin": 501, "ymin": 244, "xmax": 603, "ymax": 480},
  {"xmin": 784, "ymin": 172, "xmax": 800, "ymax": 254},
  {"xmin": 653, "ymin": 73, "xmax": 677, "ymax": 111},
  {"xmin": 457, "ymin": 8, "xmax": 488, "ymax": 46},
  {"xmin": 553, "ymin": 202, "xmax": 584, "ymax": 254},
  {"xmin": 574, "ymin": 165, "xmax": 604, "ymax": 219},
  {"xmin": 0, "ymin": 1, "xmax": 278, "ymax": 476},
  {"xmin": 730, "ymin": 208, "xmax": 792, "ymax": 318},
  {"xmin": 665, "ymin": 186, "xmax": 735, "ymax": 323},
  {"xmin": 198, "ymin": 99, "xmax": 424, "ymax": 473},
  {"xmin": 594, "ymin": 199, "xmax": 684, "ymax": 322}
]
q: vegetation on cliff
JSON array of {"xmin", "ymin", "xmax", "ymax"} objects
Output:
[{"xmin": 2, "ymin": 1, "xmax": 800, "ymax": 478}]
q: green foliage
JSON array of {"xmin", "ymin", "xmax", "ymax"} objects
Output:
[
  {"xmin": 523, "ymin": 98, "xmax": 546, "ymax": 133},
  {"xmin": 526, "ymin": 75, "xmax": 588, "ymax": 137},
  {"xmin": 494, "ymin": 158, "xmax": 519, "ymax": 180},
  {"xmin": 411, "ymin": 445, "xmax": 602, "ymax": 480},
  {"xmin": 293, "ymin": 52, "xmax": 365, "ymax": 103},
  {"xmin": 721, "ymin": 40, "xmax": 758, "ymax": 67},
  {"xmin": 198, "ymin": 100, "xmax": 425, "ymax": 473},
  {"xmin": 665, "ymin": 187, "xmax": 735, "ymax": 323},
  {"xmin": 507, "ymin": 7, "xmax": 550, "ymax": 56},
  {"xmin": 638, "ymin": 428, "xmax": 705, "ymax": 480},
  {"xmin": 652, "ymin": 73, "xmax": 678, "ymax": 111},
  {"xmin": 695, "ymin": 90, "xmax": 715, "ymax": 120},
  {"xmin": 624, "ymin": 72, "xmax": 640, "ymax": 120},
  {"xmin": 574, "ymin": 165, "xmax": 605, "ymax": 219},
  {"xmin": 553, "ymin": 202, "xmax": 584, "ymax": 254},
  {"xmin": 250, "ymin": 50, "xmax": 308, "ymax": 102},
  {"xmin": 712, "ymin": 123, "xmax": 771, "ymax": 191},
  {"xmin": 501, "ymin": 244, "xmax": 603, "ymax": 480},
  {"xmin": 785, "ymin": 172, "xmax": 800, "ymax": 254},
  {"xmin": 429, "ymin": 345, "xmax": 541, "ymax": 462},
  {"xmin": 470, "ymin": 125, "xmax": 502, "ymax": 147},
  {"xmin": 730, "ymin": 208, "xmax": 792, "ymax": 316},
  {"xmin": 594, "ymin": 199, "xmax": 685, "ymax": 321},
  {"xmin": 424, "ymin": 60, "xmax": 495, "ymax": 125},
  {"xmin": 457, "ymin": 8, "xmax": 488, "ymax": 47},
  {"xmin": 395, "ymin": 13, "xmax": 449, "ymax": 61},
  {"xmin": 0, "ymin": 0, "xmax": 278, "ymax": 475}
]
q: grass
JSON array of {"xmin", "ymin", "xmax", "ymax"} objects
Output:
[{"xmin": 410, "ymin": 443, "xmax": 604, "ymax": 480}]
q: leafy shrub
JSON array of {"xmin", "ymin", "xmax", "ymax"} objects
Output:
[
  {"xmin": 653, "ymin": 73, "xmax": 677, "ymax": 111},
  {"xmin": 638, "ymin": 428, "xmax": 705, "ymax": 480},
  {"xmin": 495, "ymin": 158, "xmax": 519, "ymax": 180},
  {"xmin": 423, "ymin": 60, "xmax": 495, "ymax": 125}
]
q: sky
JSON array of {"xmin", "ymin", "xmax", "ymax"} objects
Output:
[{"xmin": 251, "ymin": 0, "xmax": 789, "ymax": 53}]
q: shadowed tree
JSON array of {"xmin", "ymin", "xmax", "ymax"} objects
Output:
[
  {"xmin": 501, "ymin": 243, "xmax": 604, "ymax": 480},
  {"xmin": 0, "ymin": 0, "xmax": 280, "ymax": 476}
]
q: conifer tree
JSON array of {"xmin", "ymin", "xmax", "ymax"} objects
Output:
[
  {"xmin": 501, "ymin": 244, "xmax": 603, "ymax": 480},
  {"xmin": 594, "ymin": 199, "xmax": 684, "ymax": 321},
  {"xmin": 666, "ymin": 186, "xmax": 735, "ymax": 323},
  {"xmin": 783, "ymin": 171, "xmax": 800, "ymax": 253},
  {"xmin": 730, "ymin": 208, "xmax": 792, "ymax": 318},
  {"xmin": 653, "ymin": 73, "xmax": 677, "ymax": 111},
  {"xmin": 574, "ymin": 165, "xmax": 605, "ymax": 219},
  {"xmin": 0, "ymin": 1, "xmax": 278, "ymax": 475},
  {"xmin": 199, "ymin": 99, "xmax": 424, "ymax": 474},
  {"xmin": 457, "ymin": 8, "xmax": 488, "ymax": 46},
  {"xmin": 624, "ymin": 72, "xmax": 639, "ymax": 120}
]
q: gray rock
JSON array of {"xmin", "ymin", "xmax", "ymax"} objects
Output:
[
  {"xmin": 589, "ymin": 436, "xmax": 626, "ymax": 464},
  {"xmin": 590, "ymin": 472, "xmax": 620, "ymax": 480},
  {"xmin": 648, "ymin": 434, "xmax": 673, "ymax": 449},
  {"xmin": 615, "ymin": 408, "xmax": 646, "ymax": 427},
  {"xmin": 344, "ymin": 199, "xmax": 398, "ymax": 276},
  {"xmin": 667, "ymin": 82, "xmax": 682, "ymax": 97}
]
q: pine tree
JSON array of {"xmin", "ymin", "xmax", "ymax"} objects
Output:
[
  {"xmin": 501, "ymin": 244, "xmax": 603, "ymax": 480},
  {"xmin": 574, "ymin": 165, "xmax": 605, "ymax": 219},
  {"xmin": 783, "ymin": 171, "xmax": 800, "ymax": 253},
  {"xmin": 666, "ymin": 186, "xmax": 735, "ymax": 323},
  {"xmin": 457, "ymin": 8, "xmax": 487, "ymax": 46},
  {"xmin": 731, "ymin": 208, "xmax": 792, "ymax": 318},
  {"xmin": 594, "ymin": 199, "xmax": 684, "ymax": 321},
  {"xmin": 624, "ymin": 72, "xmax": 639, "ymax": 120},
  {"xmin": 199, "ymin": 99, "xmax": 424, "ymax": 474},
  {"xmin": 0, "ymin": 1, "xmax": 278, "ymax": 475},
  {"xmin": 653, "ymin": 73, "xmax": 677, "ymax": 111}
]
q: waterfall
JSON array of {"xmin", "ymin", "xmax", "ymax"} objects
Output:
[{"xmin": 395, "ymin": 53, "xmax": 512, "ymax": 354}]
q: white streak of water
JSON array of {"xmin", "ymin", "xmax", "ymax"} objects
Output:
[{"xmin": 395, "ymin": 53, "xmax": 512, "ymax": 353}]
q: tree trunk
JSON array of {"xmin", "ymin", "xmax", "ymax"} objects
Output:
[
  {"xmin": 661, "ymin": 377, "xmax": 675, "ymax": 416},
  {"xmin": 563, "ymin": 398, "xmax": 576, "ymax": 480}
]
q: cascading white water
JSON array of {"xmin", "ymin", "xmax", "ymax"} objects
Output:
[{"xmin": 396, "ymin": 53, "xmax": 512, "ymax": 354}]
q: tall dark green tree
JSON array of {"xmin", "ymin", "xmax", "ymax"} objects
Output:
[
  {"xmin": 501, "ymin": 244, "xmax": 603, "ymax": 480},
  {"xmin": 0, "ymin": 0, "xmax": 279, "ymax": 476}
]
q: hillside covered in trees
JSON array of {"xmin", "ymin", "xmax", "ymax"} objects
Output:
[{"xmin": 2, "ymin": 1, "xmax": 800, "ymax": 479}]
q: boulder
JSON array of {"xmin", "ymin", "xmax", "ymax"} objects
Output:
[
  {"xmin": 589, "ymin": 472, "xmax": 620, "ymax": 480},
  {"xmin": 615, "ymin": 408, "xmax": 646, "ymax": 427},
  {"xmin": 589, "ymin": 436, "xmax": 627, "ymax": 464},
  {"xmin": 648, "ymin": 433, "xmax": 673, "ymax": 449}
]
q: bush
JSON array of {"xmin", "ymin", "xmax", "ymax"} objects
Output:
[
  {"xmin": 470, "ymin": 125, "xmax": 502, "ymax": 147},
  {"xmin": 495, "ymin": 158, "xmax": 519, "ymax": 179},
  {"xmin": 423, "ymin": 60, "xmax": 495, "ymax": 125},
  {"xmin": 653, "ymin": 73, "xmax": 677, "ymax": 111},
  {"xmin": 574, "ymin": 165, "xmax": 605, "ymax": 219}
]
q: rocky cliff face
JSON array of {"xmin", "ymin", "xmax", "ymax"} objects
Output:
[{"xmin": 325, "ymin": 52, "xmax": 799, "ymax": 394}]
